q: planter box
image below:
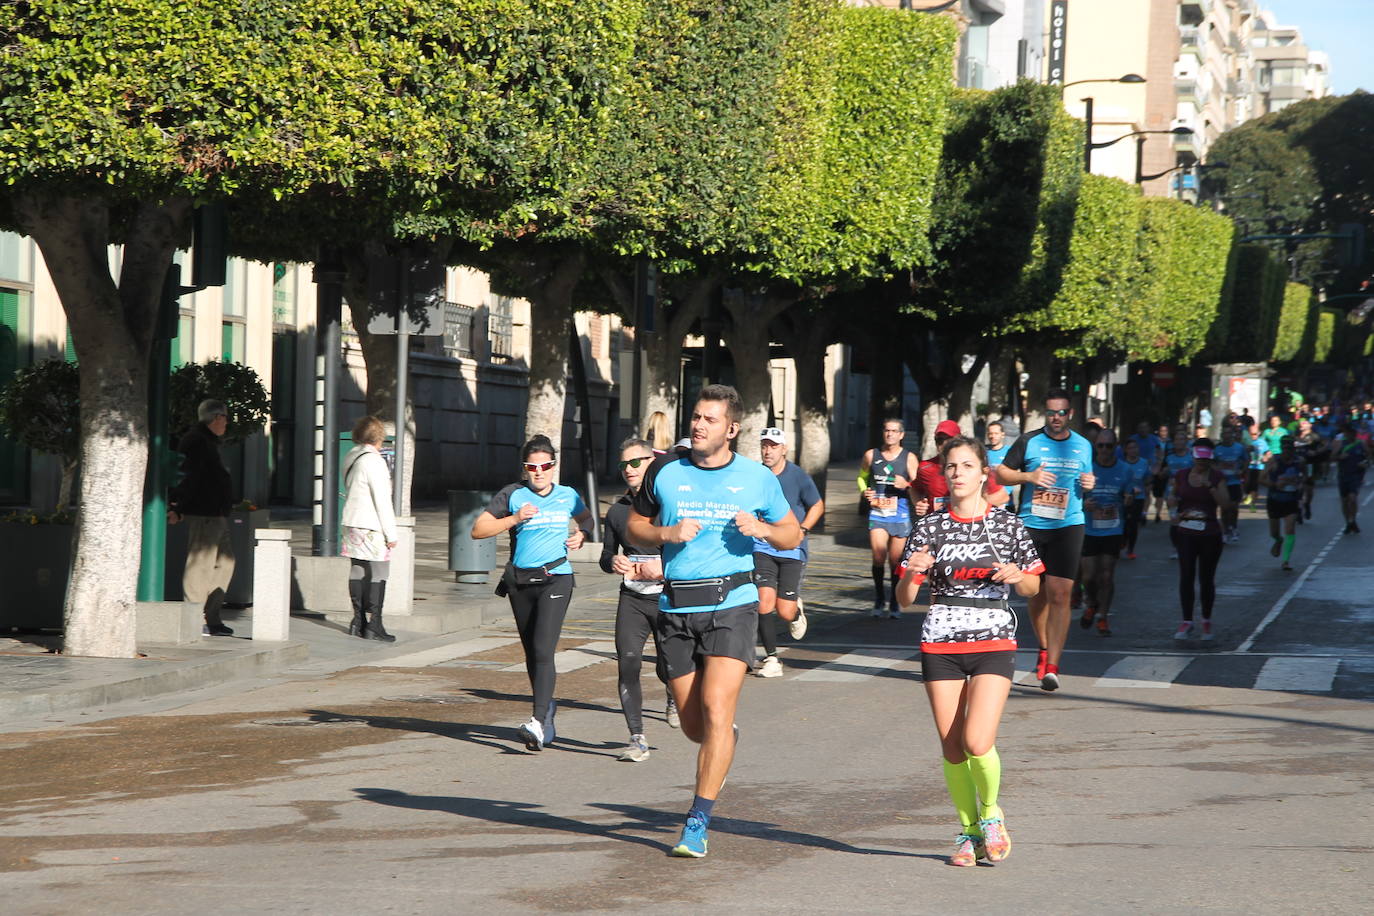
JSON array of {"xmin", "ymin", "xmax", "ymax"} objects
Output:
[
  {"xmin": 165, "ymin": 508, "xmax": 270, "ymax": 606},
  {"xmin": 0, "ymin": 523, "xmax": 74, "ymax": 630}
]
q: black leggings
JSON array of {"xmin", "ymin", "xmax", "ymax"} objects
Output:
[
  {"xmin": 1124, "ymin": 502, "xmax": 1144, "ymax": 554},
  {"xmin": 1175, "ymin": 531, "xmax": 1223, "ymax": 621},
  {"xmin": 507, "ymin": 574, "xmax": 574, "ymax": 718},
  {"xmin": 614, "ymin": 590, "xmax": 669, "ymax": 735}
]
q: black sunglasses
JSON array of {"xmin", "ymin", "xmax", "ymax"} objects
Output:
[
  {"xmin": 618, "ymin": 457, "xmax": 650, "ymax": 470},
  {"xmin": 1046, "ymin": 408, "xmax": 1071, "ymax": 417}
]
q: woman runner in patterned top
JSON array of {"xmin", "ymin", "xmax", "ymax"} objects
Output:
[{"xmin": 896, "ymin": 436, "xmax": 1044, "ymax": 867}]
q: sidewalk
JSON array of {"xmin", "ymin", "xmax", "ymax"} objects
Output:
[{"xmin": 0, "ymin": 457, "xmax": 869, "ymax": 730}]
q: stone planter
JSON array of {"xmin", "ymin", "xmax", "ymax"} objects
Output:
[
  {"xmin": 165, "ymin": 508, "xmax": 270, "ymax": 606},
  {"xmin": 0, "ymin": 522, "xmax": 74, "ymax": 631}
]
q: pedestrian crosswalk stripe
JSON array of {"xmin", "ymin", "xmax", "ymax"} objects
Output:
[
  {"xmin": 793, "ymin": 648, "xmax": 918, "ymax": 682},
  {"xmin": 371, "ymin": 637, "xmax": 518, "ymax": 669},
  {"xmin": 1254, "ymin": 657, "xmax": 1341, "ymax": 693},
  {"xmin": 1092, "ymin": 656, "xmax": 1192, "ymax": 688},
  {"xmin": 500, "ymin": 641, "xmax": 619, "ymax": 674}
]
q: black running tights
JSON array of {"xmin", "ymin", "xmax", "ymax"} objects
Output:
[
  {"xmin": 1124, "ymin": 502, "xmax": 1144, "ymax": 554},
  {"xmin": 614, "ymin": 590, "xmax": 669, "ymax": 735},
  {"xmin": 1175, "ymin": 531, "xmax": 1223, "ymax": 621},
  {"xmin": 508, "ymin": 575, "xmax": 573, "ymax": 718}
]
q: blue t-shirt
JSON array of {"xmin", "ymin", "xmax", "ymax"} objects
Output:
[
  {"xmin": 985, "ymin": 444, "xmax": 1011, "ymax": 468},
  {"xmin": 1131, "ymin": 433, "xmax": 1161, "ymax": 465},
  {"xmin": 1268, "ymin": 457, "xmax": 1304, "ymax": 502},
  {"xmin": 1000, "ymin": 428, "xmax": 1094, "ymax": 529},
  {"xmin": 1249, "ymin": 436, "xmax": 1271, "ymax": 469},
  {"xmin": 1084, "ymin": 460, "xmax": 1133, "ymax": 537},
  {"xmin": 632, "ymin": 452, "xmax": 793, "ymax": 613},
  {"xmin": 755, "ymin": 461, "xmax": 822, "ymax": 561},
  {"xmin": 1121, "ymin": 456, "xmax": 1152, "ymax": 499},
  {"xmin": 1162, "ymin": 449, "xmax": 1194, "ymax": 484},
  {"xmin": 1211, "ymin": 442, "xmax": 1248, "ymax": 486},
  {"xmin": 486, "ymin": 483, "xmax": 588, "ymax": 575}
]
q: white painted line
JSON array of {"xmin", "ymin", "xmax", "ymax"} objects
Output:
[
  {"xmin": 501, "ymin": 641, "xmax": 619, "ymax": 674},
  {"xmin": 370, "ymin": 637, "xmax": 518, "ymax": 669},
  {"xmin": 1092, "ymin": 656, "xmax": 1192, "ymax": 689},
  {"xmin": 794, "ymin": 648, "xmax": 918, "ymax": 682},
  {"xmin": 1237, "ymin": 529, "xmax": 1343, "ymax": 653},
  {"xmin": 1254, "ymin": 657, "xmax": 1341, "ymax": 693}
]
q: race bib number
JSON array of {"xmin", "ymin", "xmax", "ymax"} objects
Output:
[
  {"xmin": 872, "ymin": 495, "xmax": 898, "ymax": 517},
  {"xmin": 624, "ymin": 554, "xmax": 663, "ymax": 594},
  {"xmin": 1031, "ymin": 486, "xmax": 1069, "ymax": 520},
  {"xmin": 1179, "ymin": 519, "xmax": 1206, "ymax": 532}
]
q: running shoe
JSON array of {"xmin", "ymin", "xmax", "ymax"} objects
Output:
[
  {"xmin": 1354, "ymin": 522, "xmax": 1362, "ymax": 534},
  {"xmin": 1041, "ymin": 664, "xmax": 1060, "ymax": 692},
  {"xmin": 870, "ymin": 602, "xmax": 885, "ymax": 619},
  {"xmin": 948, "ymin": 832, "xmax": 984, "ymax": 867},
  {"xmin": 1281, "ymin": 561, "xmax": 1293, "ymax": 572},
  {"xmin": 1173, "ymin": 622, "xmax": 1194, "ymax": 641},
  {"xmin": 1079, "ymin": 607, "xmax": 1097, "ymax": 629},
  {"xmin": 665, "ymin": 691, "xmax": 680, "ymax": 729},
  {"xmin": 978, "ymin": 815, "xmax": 1011, "ymax": 862},
  {"xmin": 1096, "ymin": 617, "xmax": 1111, "ymax": 637},
  {"xmin": 1200, "ymin": 621, "xmax": 1215, "ymax": 642},
  {"xmin": 756, "ymin": 655, "xmax": 783, "ymax": 678},
  {"xmin": 517, "ymin": 717, "xmax": 544, "ymax": 751},
  {"xmin": 788, "ymin": 601, "xmax": 808, "ymax": 640},
  {"xmin": 617, "ymin": 735, "xmax": 650, "ymax": 763},
  {"xmin": 670, "ymin": 815, "xmax": 709, "ymax": 858},
  {"xmin": 1304, "ymin": 504, "xmax": 1312, "ymax": 520},
  {"xmin": 542, "ymin": 700, "xmax": 557, "ymax": 746},
  {"xmin": 888, "ymin": 607, "xmax": 902, "ymax": 620},
  {"xmin": 1270, "ymin": 538, "xmax": 1282, "ymax": 557},
  {"xmin": 1034, "ymin": 649, "xmax": 1048, "ymax": 681}
]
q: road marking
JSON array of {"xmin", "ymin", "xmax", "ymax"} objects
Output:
[
  {"xmin": 500, "ymin": 641, "xmax": 619, "ymax": 674},
  {"xmin": 370, "ymin": 637, "xmax": 517, "ymax": 668},
  {"xmin": 1239, "ymin": 487, "xmax": 1374, "ymax": 653},
  {"xmin": 794, "ymin": 648, "xmax": 918, "ymax": 682},
  {"xmin": 1254, "ymin": 657, "xmax": 1341, "ymax": 693},
  {"xmin": 1092, "ymin": 656, "xmax": 1192, "ymax": 689}
]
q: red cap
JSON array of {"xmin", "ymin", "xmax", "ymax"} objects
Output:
[{"xmin": 935, "ymin": 420, "xmax": 961, "ymax": 438}]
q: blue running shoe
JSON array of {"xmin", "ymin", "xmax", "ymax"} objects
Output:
[{"xmin": 670, "ymin": 815, "xmax": 709, "ymax": 858}]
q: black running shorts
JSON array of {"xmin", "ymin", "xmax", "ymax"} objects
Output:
[
  {"xmin": 1081, "ymin": 533, "xmax": 1123, "ymax": 558},
  {"xmin": 1027, "ymin": 525, "xmax": 1085, "ymax": 579},
  {"xmin": 1267, "ymin": 498, "xmax": 1300, "ymax": 519},
  {"xmin": 922, "ymin": 649, "xmax": 1016, "ymax": 681},
  {"xmin": 655, "ymin": 603, "xmax": 758, "ymax": 678},
  {"xmin": 752, "ymin": 553, "xmax": 804, "ymax": 601}
]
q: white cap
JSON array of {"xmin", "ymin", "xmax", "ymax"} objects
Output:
[
  {"xmin": 760, "ymin": 427, "xmax": 786, "ymax": 445},
  {"xmin": 674, "ymin": 437, "xmax": 692, "ymax": 450}
]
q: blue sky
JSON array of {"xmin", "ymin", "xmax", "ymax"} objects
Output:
[{"xmin": 1261, "ymin": 0, "xmax": 1371, "ymax": 95}]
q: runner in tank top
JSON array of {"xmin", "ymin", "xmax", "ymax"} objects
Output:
[
  {"xmin": 895, "ymin": 435, "xmax": 1043, "ymax": 867},
  {"xmin": 993, "ymin": 389, "xmax": 1095, "ymax": 691},
  {"xmin": 1167, "ymin": 440, "xmax": 1230, "ymax": 641},
  {"xmin": 858, "ymin": 419, "xmax": 920, "ymax": 619}
]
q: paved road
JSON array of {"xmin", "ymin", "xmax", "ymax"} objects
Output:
[{"xmin": 0, "ymin": 482, "xmax": 1370, "ymax": 913}]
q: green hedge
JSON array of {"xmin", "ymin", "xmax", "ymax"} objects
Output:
[
  {"xmin": 1016, "ymin": 174, "xmax": 1141, "ymax": 346},
  {"xmin": 1312, "ymin": 308, "xmax": 1337, "ymax": 364},
  {"xmin": 1204, "ymin": 243, "xmax": 1286, "ymax": 363},
  {"xmin": 1272, "ymin": 282, "xmax": 1313, "ymax": 363},
  {"xmin": 748, "ymin": 3, "xmax": 957, "ymax": 281}
]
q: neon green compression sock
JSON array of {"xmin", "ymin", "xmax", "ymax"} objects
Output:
[
  {"xmin": 1282, "ymin": 535, "xmax": 1295, "ymax": 563},
  {"xmin": 941, "ymin": 757, "xmax": 979, "ymax": 832},
  {"xmin": 968, "ymin": 748, "xmax": 1003, "ymax": 819}
]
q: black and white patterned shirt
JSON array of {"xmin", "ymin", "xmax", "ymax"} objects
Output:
[{"xmin": 898, "ymin": 508, "xmax": 1044, "ymax": 654}]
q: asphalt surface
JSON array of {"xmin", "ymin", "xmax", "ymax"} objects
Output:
[{"xmin": 0, "ymin": 480, "xmax": 1371, "ymax": 913}]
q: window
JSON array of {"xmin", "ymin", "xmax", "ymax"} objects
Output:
[
  {"xmin": 171, "ymin": 314, "xmax": 195, "ymax": 366},
  {"xmin": 443, "ymin": 302, "xmax": 476, "ymax": 359},
  {"xmin": 0, "ymin": 287, "xmax": 32, "ymax": 501},
  {"xmin": 222, "ymin": 259, "xmax": 246, "ymax": 318},
  {"xmin": 0, "ymin": 232, "xmax": 33, "ymax": 285},
  {"xmin": 272, "ymin": 262, "xmax": 296, "ymax": 326},
  {"xmin": 488, "ymin": 295, "xmax": 515, "ymax": 362},
  {"xmin": 221, "ymin": 321, "xmax": 245, "ymax": 363}
]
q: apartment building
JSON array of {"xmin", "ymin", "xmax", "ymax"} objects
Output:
[
  {"xmin": 858, "ymin": 1, "xmax": 1045, "ymax": 89},
  {"xmin": 1247, "ymin": 9, "xmax": 1330, "ymax": 116}
]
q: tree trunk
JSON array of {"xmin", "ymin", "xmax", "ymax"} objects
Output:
[
  {"xmin": 722, "ymin": 292, "xmax": 796, "ymax": 460},
  {"xmin": 1021, "ymin": 343, "xmax": 1054, "ymax": 431},
  {"xmin": 58, "ymin": 459, "xmax": 77, "ymax": 510},
  {"xmin": 15, "ymin": 194, "xmax": 188, "ymax": 658},
  {"xmin": 774, "ymin": 308, "xmax": 836, "ymax": 504},
  {"xmin": 522, "ymin": 248, "xmax": 586, "ymax": 473},
  {"xmin": 987, "ymin": 342, "xmax": 1016, "ymax": 419},
  {"xmin": 643, "ymin": 271, "xmax": 719, "ymax": 435}
]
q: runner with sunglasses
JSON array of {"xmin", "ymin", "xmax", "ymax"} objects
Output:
[
  {"xmin": 601, "ymin": 438, "xmax": 677, "ymax": 762},
  {"xmin": 471, "ymin": 435, "xmax": 593, "ymax": 751},
  {"xmin": 1167, "ymin": 439, "xmax": 1230, "ymax": 640},
  {"xmin": 896, "ymin": 436, "xmax": 1043, "ymax": 866},
  {"xmin": 994, "ymin": 389, "xmax": 1094, "ymax": 690}
]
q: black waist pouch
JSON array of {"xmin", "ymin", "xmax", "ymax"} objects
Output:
[
  {"xmin": 663, "ymin": 571, "xmax": 754, "ymax": 608},
  {"xmin": 496, "ymin": 557, "xmax": 568, "ymax": 596}
]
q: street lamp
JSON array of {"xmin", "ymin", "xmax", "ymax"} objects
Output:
[
  {"xmin": 898, "ymin": 1, "xmax": 961, "ymax": 11},
  {"xmin": 1084, "ymin": 125, "xmax": 1192, "ymax": 175},
  {"xmin": 1063, "ymin": 73, "xmax": 1146, "ymax": 90},
  {"xmin": 1075, "ymin": 76, "xmax": 1148, "ymax": 172},
  {"xmin": 1130, "ymin": 129, "xmax": 1203, "ymax": 183}
]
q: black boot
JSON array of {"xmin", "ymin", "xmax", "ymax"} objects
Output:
[
  {"xmin": 348, "ymin": 579, "xmax": 366, "ymax": 637},
  {"xmin": 364, "ymin": 581, "xmax": 395, "ymax": 642}
]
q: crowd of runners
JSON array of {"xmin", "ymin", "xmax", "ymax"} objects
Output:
[{"xmin": 462, "ymin": 382, "xmax": 1370, "ymax": 867}]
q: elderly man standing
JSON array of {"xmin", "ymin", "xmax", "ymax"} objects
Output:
[{"xmin": 168, "ymin": 399, "xmax": 237, "ymax": 636}]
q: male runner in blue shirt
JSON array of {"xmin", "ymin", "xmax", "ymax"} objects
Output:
[
  {"xmin": 629, "ymin": 385, "xmax": 800, "ymax": 858},
  {"xmin": 995, "ymin": 389, "xmax": 1095, "ymax": 691}
]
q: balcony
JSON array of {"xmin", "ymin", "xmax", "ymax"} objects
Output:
[{"xmin": 1179, "ymin": 0, "xmax": 1212, "ymax": 27}]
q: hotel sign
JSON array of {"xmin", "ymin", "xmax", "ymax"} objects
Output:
[{"xmin": 1048, "ymin": 1, "xmax": 1069, "ymax": 85}]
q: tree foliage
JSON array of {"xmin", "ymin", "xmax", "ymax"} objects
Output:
[
  {"xmin": 0, "ymin": 358, "xmax": 80, "ymax": 465},
  {"xmin": 169, "ymin": 361, "xmax": 271, "ymax": 444},
  {"xmin": 1272, "ymin": 282, "xmax": 1314, "ymax": 363}
]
